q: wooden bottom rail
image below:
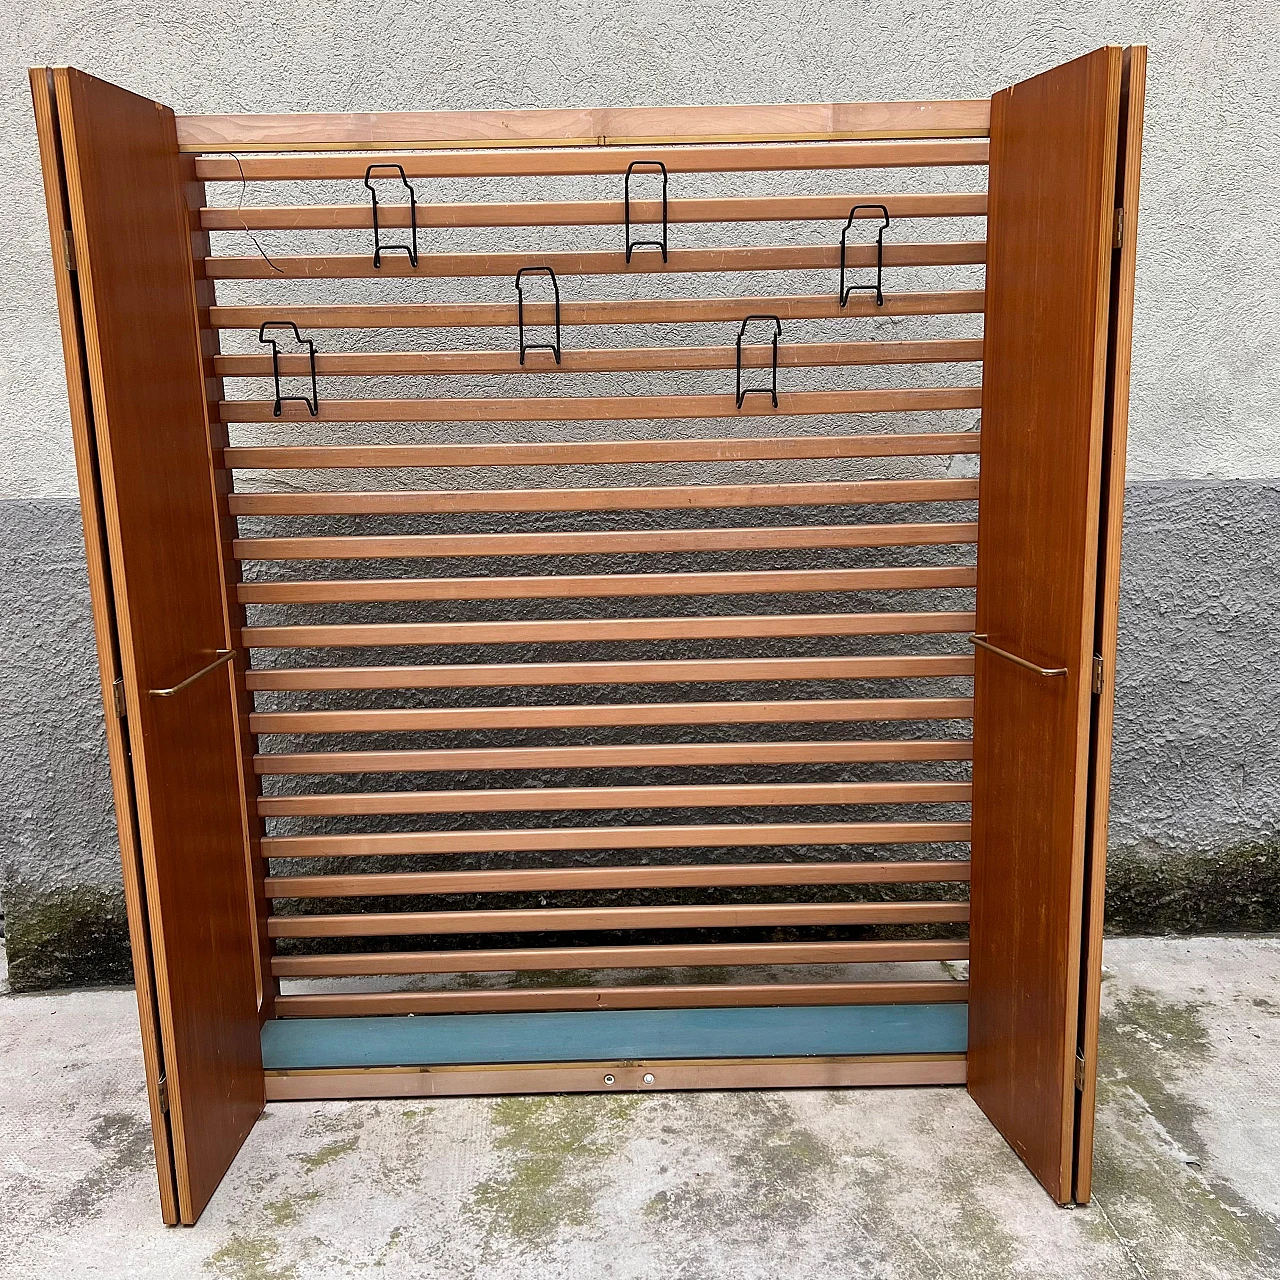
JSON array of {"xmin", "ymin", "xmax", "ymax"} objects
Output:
[
  {"xmin": 263, "ymin": 1053, "xmax": 969, "ymax": 1099},
  {"xmin": 262, "ymin": 820, "xmax": 973, "ymax": 858},
  {"xmin": 267, "ymin": 900, "xmax": 971, "ymax": 938},
  {"xmin": 271, "ymin": 938, "xmax": 971, "ymax": 977},
  {"xmin": 254, "ymin": 739, "xmax": 975, "ymax": 774},
  {"xmin": 273, "ymin": 981, "xmax": 970, "ymax": 1017},
  {"xmin": 264, "ymin": 860, "xmax": 973, "ymax": 900}
]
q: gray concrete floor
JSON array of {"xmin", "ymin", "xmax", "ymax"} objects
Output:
[{"xmin": 2, "ymin": 938, "xmax": 1278, "ymax": 1280}]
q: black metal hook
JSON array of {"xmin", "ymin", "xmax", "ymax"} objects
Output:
[
  {"xmin": 257, "ymin": 321, "xmax": 319, "ymax": 417},
  {"xmin": 364, "ymin": 163, "xmax": 419, "ymax": 268},
  {"xmin": 516, "ymin": 267, "xmax": 562, "ymax": 364},
  {"xmin": 624, "ymin": 160, "xmax": 669, "ymax": 263},
  {"xmin": 735, "ymin": 315, "xmax": 782, "ymax": 409},
  {"xmin": 839, "ymin": 204, "xmax": 890, "ymax": 307}
]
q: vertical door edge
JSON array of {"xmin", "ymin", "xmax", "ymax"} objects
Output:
[
  {"xmin": 1072, "ymin": 43, "xmax": 1148, "ymax": 1207},
  {"xmin": 28, "ymin": 65, "xmax": 181, "ymax": 1227}
]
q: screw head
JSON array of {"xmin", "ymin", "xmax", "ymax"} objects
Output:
[
  {"xmin": 642, "ymin": 1073, "xmax": 656, "ymax": 1085},
  {"xmin": 603, "ymin": 1074, "xmax": 615, "ymax": 1085}
]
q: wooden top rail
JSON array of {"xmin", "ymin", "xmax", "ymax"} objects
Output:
[
  {"xmin": 195, "ymin": 138, "xmax": 989, "ymax": 180},
  {"xmin": 209, "ymin": 290, "xmax": 984, "ymax": 330},
  {"xmin": 264, "ymin": 860, "xmax": 973, "ymax": 898},
  {"xmin": 202, "ymin": 192, "xmax": 986, "ymax": 232},
  {"xmin": 267, "ymin": 900, "xmax": 972, "ymax": 938},
  {"xmin": 233, "ymin": 521, "xmax": 980, "ymax": 562},
  {"xmin": 225, "ymin": 432, "xmax": 981, "ymax": 470},
  {"xmin": 176, "ymin": 100, "xmax": 992, "ymax": 153},
  {"xmin": 220, "ymin": 389, "xmax": 982, "ymax": 424},
  {"xmin": 254, "ymin": 738, "xmax": 974, "ymax": 774},
  {"xmin": 215, "ymin": 338, "xmax": 985, "ymax": 378},
  {"xmin": 271, "ymin": 938, "xmax": 970, "ymax": 976},
  {"xmin": 205, "ymin": 242, "xmax": 987, "ymax": 281},
  {"xmin": 261, "ymin": 819, "xmax": 973, "ymax": 859}
]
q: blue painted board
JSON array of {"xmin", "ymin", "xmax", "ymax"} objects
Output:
[{"xmin": 262, "ymin": 1004, "xmax": 968, "ymax": 1070}]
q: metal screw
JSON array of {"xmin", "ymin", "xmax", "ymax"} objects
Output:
[
  {"xmin": 603, "ymin": 1074, "xmax": 615, "ymax": 1085},
  {"xmin": 642, "ymin": 1073, "xmax": 655, "ymax": 1085}
]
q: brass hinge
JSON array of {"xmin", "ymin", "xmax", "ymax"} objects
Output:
[
  {"xmin": 1091, "ymin": 654, "xmax": 1105, "ymax": 695},
  {"xmin": 112, "ymin": 677, "xmax": 127, "ymax": 718},
  {"xmin": 1075, "ymin": 1052, "xmax": 1087, "ymax": 1091},
  {"xmin": 156, "ymin": 1075, "xmax": 170, "ymax": 1114},
  {"xmin": 62, "ymin": 227, "xmax": 77, "ymax": 272},
  {"xmin": 1113, "ymin": 208, "xmax": 1124, "ymax": 250}
]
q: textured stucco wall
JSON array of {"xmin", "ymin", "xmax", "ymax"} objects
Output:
[{"xmin": 1, "ymin": 3, "xmax": 1278, "ymax": 986}]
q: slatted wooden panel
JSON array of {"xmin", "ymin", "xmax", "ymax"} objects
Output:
[{"xmin": 204, "ymin": 101, "xmax": 985, "ymax": 1034}]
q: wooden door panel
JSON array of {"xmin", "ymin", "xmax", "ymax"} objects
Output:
[
  {"xmin": 968, "ymin": 46, "xmax": 1123, "ymax": 1204},
  {"xmin": 51, "ymin": 67, "xmax": 262, "ymax": 1224}
]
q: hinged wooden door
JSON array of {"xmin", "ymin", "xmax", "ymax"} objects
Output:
[
  {"xmin": 32, "ymin": 67, "xmax": 263, "ymax": 1225},
  {"xmin": 968, "ymin": 45, "xmax": 1144, "ymax": 1205}
]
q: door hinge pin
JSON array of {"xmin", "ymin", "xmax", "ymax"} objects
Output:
[
  {"xmin": 62, "ymin": 227, "xmax": 77, "ymax": 272},
  {"xmin": 112, "ymin": 677, "xmax": 127, "ymax": 718},
  {"xmin": 156, "ymin": 1075, "xmax": 170, "ymax": 1114},
  {"xmin": 1113, "ymin": 208, "xmax": 1124, "ymax": 250},
  {"xmin": 1075, "ymin": 1052, "xmax": 1087, "ymax": 1091},
  {"xmin": 1091, "ymin": 654, "xmax": 1105, "ymax": 695}
]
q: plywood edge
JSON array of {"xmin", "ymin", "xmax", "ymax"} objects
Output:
[{"xmin": 265, "ymin": 1054, "xmax": 968, "ymax": 1099}]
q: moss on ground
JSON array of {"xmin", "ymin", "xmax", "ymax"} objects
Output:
[
  {"xmin": 1105, "ymin": 837, "xmax": 1280, "ymax": 935},
  {"xmin": 2, "ymin": 882, "xmax": 132, "ymax": 991}
]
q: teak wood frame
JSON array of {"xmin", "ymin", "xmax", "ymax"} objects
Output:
[{"xmin": 31, "ymin": 47, "xmax": 1145, "ymax": 1224}]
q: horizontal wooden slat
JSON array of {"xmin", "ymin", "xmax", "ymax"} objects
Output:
[
  {"xmin": 262, "ymin": 820, "xmax": 972, "ymax": 858},
  {"xmin": 254, "ymin": 738, "xmax": 973, "ymax": 775},
  {"xmin": 226, "ymin": 431, "xmax": 981, "ymax": 472},
  {"xmin": 178, "ymin": 101, "xmax": 991, "ymax": 153},
  {"xmin": 234, "ymin": 521, "xmax": 979, "ymax": 562},
  {"xmin": 273, "ymin": 981, "xmax": 969, "ymax": 1017},
  {"xmin": 268, "ymin": 899, "xmax": 972, "ymax": 938},
  {"xmin": 271, "ymin": 937, "xmax": 971, "ymax": 976},
  {"xmin": 264, "ymin": 1054, "xmax": 969, "ymax": 1098},
  {"xmin": 240, "ymin": 610, "xmax": 976, "ymax": 650},
  {"xmin": 197, "ymin": 139, "xmax": 989, "ymax": 180},
  {"xmin": 250, "ymin": 693, "xmax": 975, "ymax": 736},
  {"xmin": 221, "ymin": 387, "xmax": 983, "ymax": 424},
  {"xmin": 216, "ymin": 338, "xmax": 985, "ymax": 378},
  {"xmin": 210, "ymin": 290, "xmax": 984, "ymax": 332},
  {"xmin": 257, "ymin": 779, "xmax": 973, "ymax": 818},
  {"xmin": 238, "ymin": 566, "xmax": 975, "ymax": 605},
  {"xmin": 266, "ymin": 859, "xmax": 971, "ymax": 898},
  {"xmin": 204, "ymin": 192, "xmax": 985, "ymax": 232},
  {"xmin": 206, "ymin": 241, "xmax": 987, "ymax": 281},
  {"xmin": 228, "ymin": 478, "xmax": 979, "ymax": 517}
]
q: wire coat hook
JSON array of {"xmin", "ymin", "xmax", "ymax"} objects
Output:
[
  {"xmin": 840, "ymin": 204, "xmax": 890, "ymax": 307},
  {"xmin": 516, "ymin": 267, "xmax": 562, "ymax": 364},
  {"xmin": 624, "ymin": 160, "xmax": 669, "ymax": 263},
  {"xmin": 364, "ymin": 163, "xmax": 419, "ymax": 268},
  {"xmin": 735, "ymin": 315, "xmax": 782, "ymax": 408},
  {"xmin": 257, "ymin": 321, "xmax": 319, "ymax": 417}
]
